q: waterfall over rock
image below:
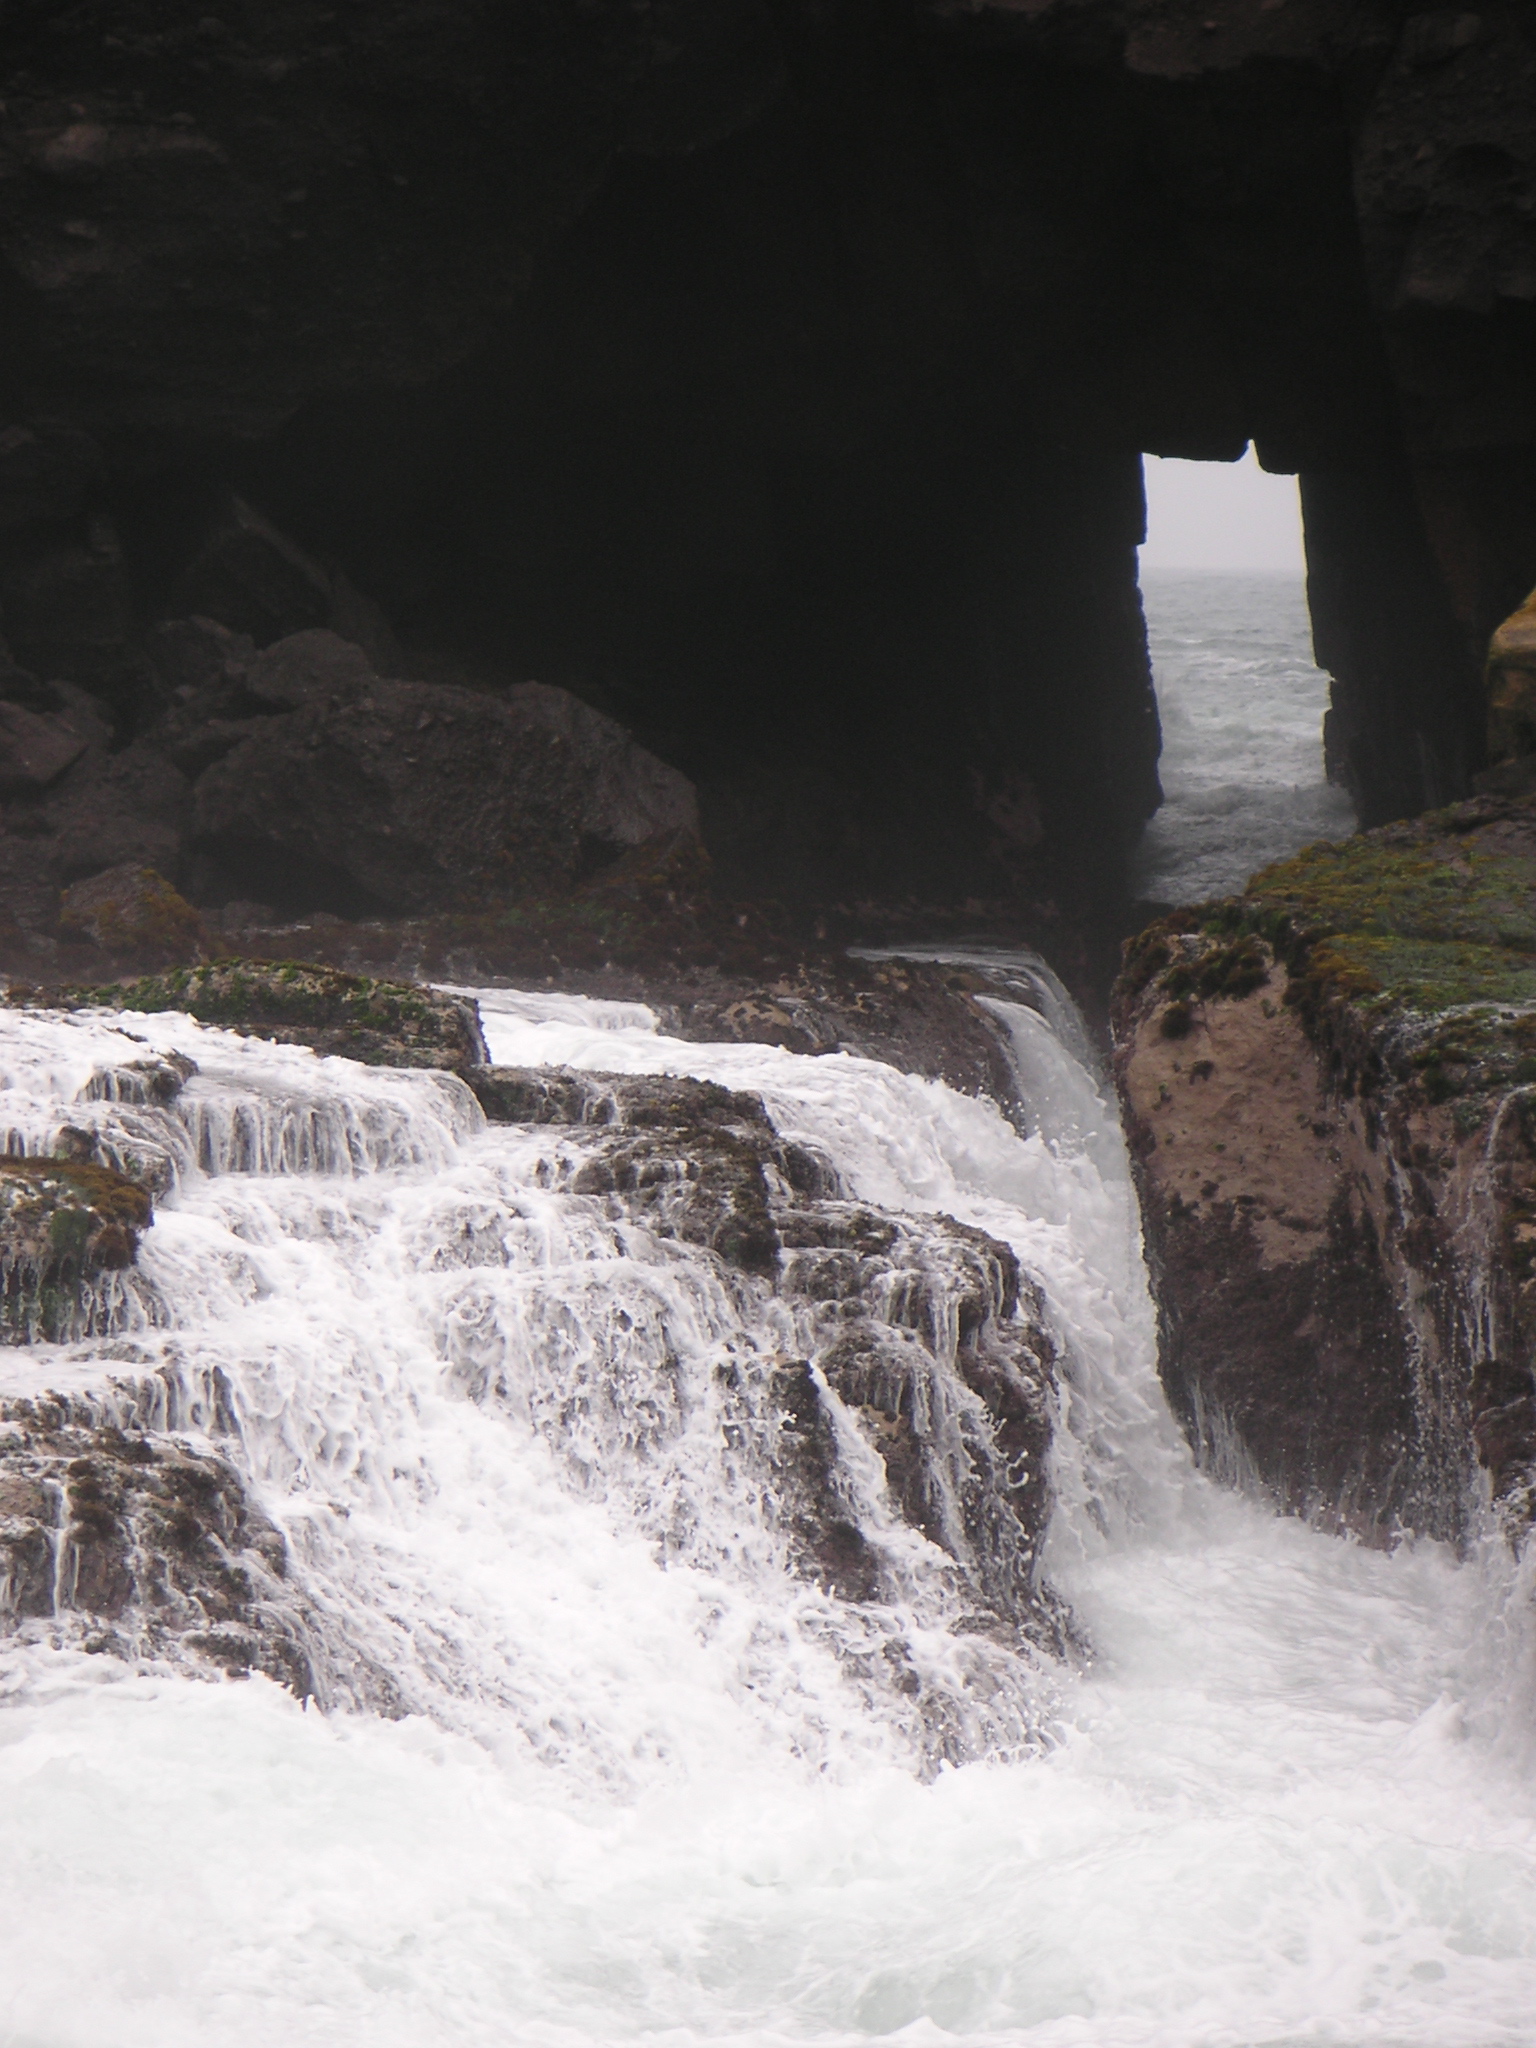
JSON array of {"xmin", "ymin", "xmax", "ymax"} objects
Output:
[{"xmin": 1, "ymin": 982, "xmax": 1535, "ymax": 2046}]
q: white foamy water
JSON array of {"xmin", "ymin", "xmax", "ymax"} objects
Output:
[
  {"xmin": 1, "ymin": 990, "xmax": 1535, "ymax": 2047},
  {"xmin": 1134, "ymin": 571, "xmax": 1357, "ymax": 904}
]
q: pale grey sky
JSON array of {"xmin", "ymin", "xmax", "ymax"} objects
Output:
[{"xmin": 1139, "ymin": 446, "xmax": 1306, "ymax": 574}]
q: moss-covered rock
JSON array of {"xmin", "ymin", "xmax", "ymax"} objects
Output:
[
  {"xmin": 1112, "ymin": 790, "xmax": 1536, "ymax": 1540},
  {"xmin": 1487, "ymin": 584, "xmax": 1536, "ymax": 766},
  {"xmin": 0, "ymin": 1156, "xmax": 152, "ymax": 1343},
  {"xmin": 57, "ymin": 863, "xmax": 207, "ymax": 964},
  {"xmin": 11, "ymin": 959, "xmax": 488, "ymax": 1073}
]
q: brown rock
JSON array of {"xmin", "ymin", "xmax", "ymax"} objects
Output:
[
  {"xmin": 1486, "ymin": 584, "xmax": 1536, "ymax": 765},
  {"xmin": 0, "ymin": 1407, "xmax": 323, "ymax": 1701},
  {"xmin": 59, "ymin": 863, "xmax": 206, "ymax": 962},
  {"xmin": 1113, "ymin": 794, "xmax": 1536, "ymax": 1540},
  {"xmin": 0, "ymin": 1155, "xmax": 153, "ymax": 1343},
  {"xmin": 45, "ymin": 738, "xmax": 193, "ymax": 883},
  {"xmin": 466, "ymin": 1064, "xmax": 1064, "ymax": 1649}
]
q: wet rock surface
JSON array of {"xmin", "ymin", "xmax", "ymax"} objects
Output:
[
  {"xmin": 474, "ymin": 1066, "xmax": 1063, "ymax": 1647},
  {"xmin": 13, "ymin": 961, "xmax": 489, "ymax": 1076},
  {"xmin": 0, "ymin": 1392, "xmax": 399, "ymax": 1710},
  {"xmin": 0, "ymin": 1407, "xmax": 307, "ymax": 1690},
  {"xmin": 1114, "ymin": 791, "xmax": 1536, "ymax": 1540},
  {"xmin": 0, "ymin": 1156, "xmax": 153, "ymax": 1344}
]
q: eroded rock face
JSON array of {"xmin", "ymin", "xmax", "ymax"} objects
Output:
[
  {"xmin": 1114, "ymin": 793, "xmax": 1536, "ymax": 1540},
  {"xmin": 0, "ymin": 1156, "xmax": 153, "ymax": 1344},
  {"xmin": 474, "ymin": 1066, "xmax": 1063, "ymax": 1643},
  {"xmin": 0, "ymin": 1407, "xmax": 311, "ymax": 1692},
  {"xmin": 0, "ymin": 1390, "xmax": 401, "ymax": 1710}
]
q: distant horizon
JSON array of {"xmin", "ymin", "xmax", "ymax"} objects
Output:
[{"xmin": 1140, "ymin": 447, "xmax": 1307, "ymax": 575}]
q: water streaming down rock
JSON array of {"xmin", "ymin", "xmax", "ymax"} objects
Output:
[
  {"xmin": 1, "ymin": 985, "xmax": 1536, "ymax": 2045},
  {"xmin": 0, "ymin": 1000, "xmax": 1077, "ymax": 1768}
]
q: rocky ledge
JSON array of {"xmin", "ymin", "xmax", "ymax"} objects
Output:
[
  {"xmin": 9, "ymin": 958, "xmax": 488, "ymax": 1074},
  {"xmin": 475, "ymin": 1068, "xmax": 1065, "ymax": 1650},
  {"xmin": 0, "ymin": 1404, "xmax": 317, "ymax": 1696},
  {"xmin": 1114, "ymin": 791, "xmax": 1536, "ymax": 1542},
  {"xmin": 0, "ymin": 1155, "xmax": 153, "ymax": 1344},
  {"xmin": 0, "ymin": 1005, "xmax": 1066, "ymax": 1709}
]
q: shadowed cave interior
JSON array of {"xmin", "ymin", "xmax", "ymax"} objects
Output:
[{"xmin": 1, "ymin": 1, "xmax": 1534, "ymax": 950}]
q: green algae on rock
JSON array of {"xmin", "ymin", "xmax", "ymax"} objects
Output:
[
  {"xmin": 9, "ymin": 960, "xmax": 488, "ymax": 1073},
  {"xmin": 1112, "ymin": 791, "xmax": 1536, "ymax": 1542},
  {"xmin": 0, "ymin": 1156, "xmax": 153, "ymax": 1343}
]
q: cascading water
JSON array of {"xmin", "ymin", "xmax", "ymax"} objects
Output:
[{"xmin": 1, "ymin": 982, "xmax": 1535, "ymax": 2047}]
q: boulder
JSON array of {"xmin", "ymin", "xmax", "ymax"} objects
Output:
[
  {"xmin": 58, "ymin": 864, "xmax": 206, "ymax": 962},
  {"xmin": 185, "ymin": 635, "xmax": 698, "ymax": 913},
  {"xmin": 1113, "ymin": 793, "xmax": 1536, "ymax": 1541},
  {"xmin": 166, "ymin": 494, "xmax": 404, "ymax": 670},
  {"xmin": 0, "ymin": 698, "xmax": 90, "ymax": 793},
  {"xmin": 1486, "ymin": 584, "xmax": 1536, "ymax": 765},
  {"xmin": 143, "ymin": 615, "xmax": 258, "ymax": 706},
  {"xmin": 43, "ymin": 738, "xmax": 193, "ymax": 883}
]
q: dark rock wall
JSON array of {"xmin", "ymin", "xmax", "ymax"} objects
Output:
[{"xmin": 0, "ymin": 1, "xmax": 1532, "ymax": 906}]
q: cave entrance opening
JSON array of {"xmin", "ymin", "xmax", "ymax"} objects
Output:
[{"xmin": 1132, "ymin": 449, "xmax": 1356, "ymax": 909}]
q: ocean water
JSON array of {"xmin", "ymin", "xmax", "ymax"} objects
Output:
[
  {"xmin": 1134, "ymin": 570, "xmax": 1357, "ymax": 905},
  {"xmin": 1, "ymin": 988, "xmax": 1534, "ymax": 2047}
]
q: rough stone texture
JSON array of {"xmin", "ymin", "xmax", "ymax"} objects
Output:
[
  {"xmin": 0, "ymin": 697, "xmax": 89, "ymax": 792},
  {"xmin": 0, "ymin": 1408, "xmax": 311, "ymax": 1692},
  {"xmin": 23, "ymin": 960, "xmax": 489, "ymax": 1075},
  {"xmin": 0, "ymin": 1155, "xmax": 153, "ymax": 1343},
  {"xmin": 0, "ymin": 1390, "xmax": 398, "ymax": 1710},
  {"xmin": 0, "ymin": 610, "xmax": 698, "ymax": 957},
  {"xmin": 471, "ymin": 1065, "xmax": 1063, "ymax": 1645},
  {"xmin": 0, "ymin": 1, "xmax": 1526, "ymax": 921},
  {"xmin": 1486, "ymin": 583, "xmax": 1536, "ymax": 767},
  {"xmin": 185, "ymin": 656, "xmax": 699, "ymax": 916},
  {"xmin": 58, "ymin": 863, "xmax": 206, "ymax": 962},
  {"xmin": 1113, "ymin": 791, "xmax": 1536, "ymax": 1541}
]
